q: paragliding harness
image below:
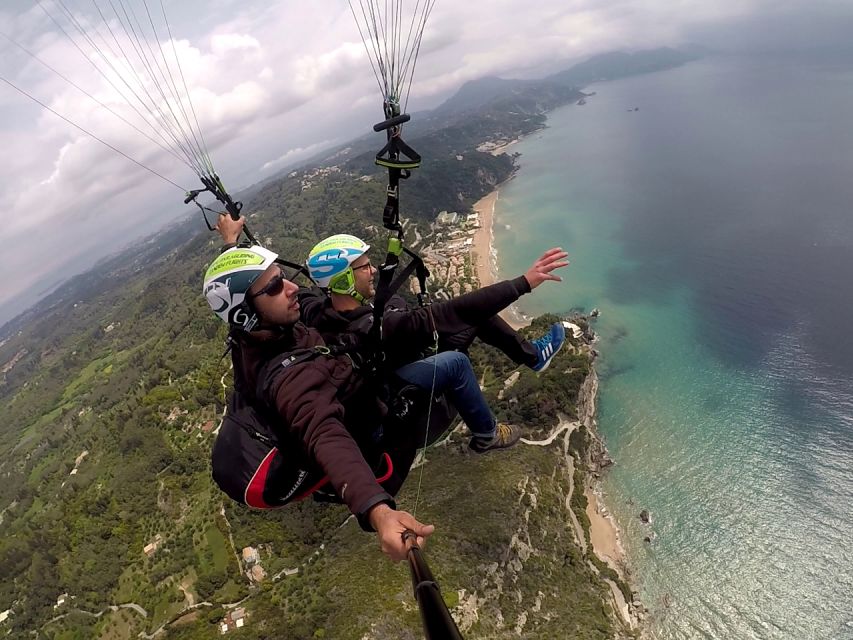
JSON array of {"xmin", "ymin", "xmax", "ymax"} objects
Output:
[
  {"xmin": 211, "ymin": 343, "xmax": 407, "ymax": 510},
  {"xmin": 369, "ymin": 104, "xmax": 428, "ymax": 346},
  {"xmin": 365, "ymin": 102, "xmax": 459, "ymax": 446}
]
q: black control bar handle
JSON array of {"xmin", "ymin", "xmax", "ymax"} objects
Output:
[{"xmin": 374, "ymin": 113, "xmax": 411, "ymax": 132}]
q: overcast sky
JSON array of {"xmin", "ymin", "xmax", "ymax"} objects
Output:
[{"xmin": 0, "ymin": 0, "xmax": 851, "ymax": 328}]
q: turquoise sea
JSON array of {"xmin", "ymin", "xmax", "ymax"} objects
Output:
[{"xmin": 493, "ymin": 55, "xmax": 853, "ymax": 639}]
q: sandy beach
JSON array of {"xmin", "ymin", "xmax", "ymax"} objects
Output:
[
  {"xmin": 471, "ymin": 188, "xmax": 629, "ymax": 582},
  {"xmin": 472, "ymin": 190, "xmax": 498, "ymax": 288},
  {"xmin": 586, "ymin": 487, "xmax": 626, "ymax": 574},
  {"xmin": 471, "ymin": 188, "xmax": 528, "ymax": 329}
]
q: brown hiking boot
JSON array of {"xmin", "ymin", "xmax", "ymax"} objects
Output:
[{"xmin": 468, "ymin": 423, "xmax": 522, "ymax": 454}]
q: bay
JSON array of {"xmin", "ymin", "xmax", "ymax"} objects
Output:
[{"xmin": 493, "ymin": 55, "xmax": 853, "ymax": 639}]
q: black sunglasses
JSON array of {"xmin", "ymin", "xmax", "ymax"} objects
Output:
[
  {"xmin": 247, "ymin": 258, "xmax": 310, "ymax": 300},
  {"xmin": 248, "ymin": 268, "xmax": 288, "ymax": 300}
]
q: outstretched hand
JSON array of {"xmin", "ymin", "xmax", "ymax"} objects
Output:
[
  {"xmin": 524, "ymin": 248, "xmax": 570, "ymax": 290},
  {"xmin": 368, "ymin": 503, "xmax": 435, "ymax": 562},
  {"xmin": 215, "ymin": 214, "xmax": 245, "ymax": 245}
]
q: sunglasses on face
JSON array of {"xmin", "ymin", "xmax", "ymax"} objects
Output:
[{"xmin": 248, "ymin": 268, "xmax": 289, "ymax": 300}]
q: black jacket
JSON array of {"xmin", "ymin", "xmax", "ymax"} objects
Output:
[
  {"xmin": 298, "ymin": 276, "xmax": 532, "ymax": 368},
  {"xmin": 224, "ymin": 324, "xmax": 394, "ymax": 528}
]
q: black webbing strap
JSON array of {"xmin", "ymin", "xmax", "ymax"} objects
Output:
[
  {"xmin": 364, "ymin": 248, "xmax": 433, "ymax": 378},
  {"xmin": 375, "ymin": 133, "xmax": 421, "ymax": 170},
  {"xmin": 389, "ymin": 249, "xmax": 431, "ymax": 304},
  {"xmin": 365, "ymin": 107, "xmax": 429, "ymax": 374},
  {"xmin": 382, "ymin": 166, "xmax": 404, "ymax": 232},
  {"xmin": 367, "ymin": 254, "xmax": 400, "ymax": 368}
]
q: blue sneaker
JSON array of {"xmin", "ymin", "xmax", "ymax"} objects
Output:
[{"xmin": 530, "ymin": 322, "xmax": 566, "ymax": 372}]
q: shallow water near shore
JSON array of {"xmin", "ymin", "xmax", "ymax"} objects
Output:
[{"xmin": 493, "ymin": 55, "xmax": 853, "ymax": 639}]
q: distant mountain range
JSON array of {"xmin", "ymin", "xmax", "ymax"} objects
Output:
[
  {"xmin": 1, "ymin": 46, "xmax": 701, "ymax": 342},
  {"xmin": 434, "ymin": 47, "xmax": 698, "ymax": 115},
  {"xmin": 276, "ymin": 46, "xmax": 702, "ymax": 177}
]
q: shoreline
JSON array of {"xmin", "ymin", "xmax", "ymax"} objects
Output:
[
  {"xmin": 470, "ymin": 171, "xmax": 636, "ymax": 629},
  {"xmin": 586, "ymin": 486, "xmax": 628, "ymax": 575},
  {"xmin": 471, "ymin": 185, "xmax": 528, "ymax": 330}
]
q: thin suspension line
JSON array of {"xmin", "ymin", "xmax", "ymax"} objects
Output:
[
  {"xmin": 349, "ymin": 0, "xmax": 433, "ymax": 107},
  {"xmin": 348, "ymin": 1, "xmax": 387, "ymax": 99},
  {"xmin": 364, "ymin": 0, "xmax": 391, "ymax": 98},
  {"xmin": 37, "ymin": 0, "xmax": 181, "ymax": 160},
  {"xmin": 98, "ymin": 0, "xmax": 206, "ymax": 173},
  {"xmin": 158, "ymin": 0, "xmax": 214, "ymax": 176},
  {"xmin": 397, "ymin": 0, "xmax": 426, "ymax": 96},
  {"xmin": 360, "ymin": 0, "xmax": 385, "ymax": 95},
  {"xmin": 352, "ymin": 0, "xmax": 390, "ymax": 98},
  {"xmin": 120, "ymin": 0, "xmax": 195, "ymax": 146},
  {"xmin": 389, "ymin": 0, "xmax": 399, "ymax": 93},
  {"xmin": 399, "ymin": 1, "xmax": 432, "ymax": 85},
  {"xmin": 378, "ymin": 1, "xmax": 393, "ymax": 98},
  {"xmin": 0, "ymin": 73, "xmax": 187, "ymax": 191},
  {"xmin": 0, "ymin": 28, "xmax": 190, "ymax": 169},
  {"xmin": 382, "ymin": 0, "xmax": 391, "ymax": 92},
  {"xmin": 109, "ymin": 0, "xmax": 207, "ymax": 172},
  {"xmin": 41, "ymin": 0, "xmax": 204, "ymax": 176},
  {"xmin": 401, "ymin": 0, "xmax": 435, "ymax": 112},
  {"xmin": 410, "ymin": 328, "xmax": 441, "ymax": 520},
  {"xmin": 135, "ymin": 0, "xmax": 211, "ymax": 174},
  {"xmin": 85, "ymin": 0, "xmax": 197, "ymax": 164}
]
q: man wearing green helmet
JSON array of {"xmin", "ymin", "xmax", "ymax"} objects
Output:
[
  {"xmin": 216, "ymin": 216, "xmax": 569, "ymax": 454},
  {"xmin": 302, "ymin": 231, "xmax": 569, "ymax": 452},
  {"xmin": 202, "ymin": 244, "xmax": 433, "ymax": 563}
]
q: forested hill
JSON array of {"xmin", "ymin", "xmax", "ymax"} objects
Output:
[{"xmin": 0, "ymin": 48, "xmax": 693, "ymax": 639}]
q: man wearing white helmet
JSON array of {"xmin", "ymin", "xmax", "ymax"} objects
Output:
[
  {"xmin": 202, "ymin": 244, "xmax": 433, "ymax": 563},
  {"xmin": 215, "ymin": 216, "xmax": 569, "ymax": 453}
]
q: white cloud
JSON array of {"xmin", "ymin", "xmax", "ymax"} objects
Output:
[
  {"xmin": 261, "ymin": 139, "xmax": 336, "ymax": 172},
  {"xmin": 210, "ymin": 32, "xmax": 261, "ymax": 56},
  {"xmin": 0, "ymin": 0, "xmax": 830, "ymax": 325}
]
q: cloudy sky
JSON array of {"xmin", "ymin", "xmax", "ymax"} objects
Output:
[{"xmin": 0, "ymin": 0, "xmax": 849, "ymax": 327}]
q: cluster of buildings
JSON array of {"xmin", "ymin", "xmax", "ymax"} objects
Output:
[
  {"xmin": 290, "ymin": 165, "xmax": 342, "ymax": 192},
  {"xmin": 182, "ymin": 405, "xmax": 217, "ymax": 436},
  {"xmin": 417, "ymin": 210, "xmax": 482, "ymax": 297},
  {"xmin": 219, "ymin": 607, "xmax": 247, "ymax": 634},
  {"xmin": 475, "ymin": 138, "xmax": 515, "ymax": 155},
  {"xmin": 216, "ymin": 547, "xmax": 267, "ymax": 634}
]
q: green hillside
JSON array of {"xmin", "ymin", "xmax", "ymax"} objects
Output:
[{"xmin": 0, "ymin": 49, "xmax": 696, "ymax": 638}]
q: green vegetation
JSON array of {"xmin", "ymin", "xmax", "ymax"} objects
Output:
[{"xmin": 0, "ymin": 48, "xmax": 689, "ymax": 637}]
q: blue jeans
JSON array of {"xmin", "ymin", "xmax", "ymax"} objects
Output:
[{"xmin": 395, "ymin": 351, "xmax": 496, "ymax": 438}]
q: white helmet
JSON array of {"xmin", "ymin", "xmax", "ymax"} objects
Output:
[{"xmin": 202, "ymin": 246, "xmax": 278, "ymax": 331}]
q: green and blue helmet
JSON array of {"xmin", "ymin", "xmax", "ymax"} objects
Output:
[
  {"xmin": 203, "ymin": 245, "xmax": 278, "ymax": 331},
  {"xmin": 306, "ymin": 234, "xmax": 370, "ymax": 301}
]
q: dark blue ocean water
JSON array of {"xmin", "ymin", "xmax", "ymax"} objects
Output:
[{"xmin": 493, "ymin": 55, "xmax": 853, "ymax": 639}]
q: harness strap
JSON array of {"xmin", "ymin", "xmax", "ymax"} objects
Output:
[
  {"xmin": 375, "ymin": 134, "xmax": 421, "ymax": 170},
  {"xmin": 367, "ymin": 245, "xmax": 434, "ymax": 375}
]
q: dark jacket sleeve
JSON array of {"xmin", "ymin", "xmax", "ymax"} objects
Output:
[
  {"xmin": 266, "ymin": 359, "xmax": 394, "ymax": 530},
  {"xmin": 381, "ymin": 275, "xmax": 531, "ymax": 352}
]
